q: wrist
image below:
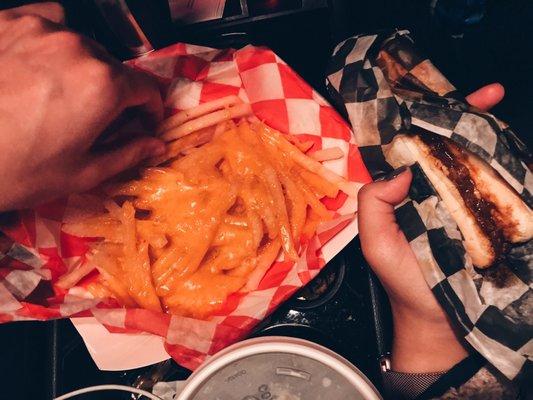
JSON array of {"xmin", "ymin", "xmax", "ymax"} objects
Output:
[{"xmin": 390, "ymin": 304, "xmax": 468, "ymax": 373}]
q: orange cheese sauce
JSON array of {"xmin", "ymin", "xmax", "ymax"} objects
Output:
[{"xmin": 66, "ymin": 122, "xmax": 334, "ymax": 319}]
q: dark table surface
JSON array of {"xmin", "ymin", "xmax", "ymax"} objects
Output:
[{"xmin": 1, "ymin": 1, "xmax": 532, "ymax": 399}]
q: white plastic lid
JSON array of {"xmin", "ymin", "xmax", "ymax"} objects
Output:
[{"xmin": 177, "ymin": 337, "xmax": 382, "ymax": 400}]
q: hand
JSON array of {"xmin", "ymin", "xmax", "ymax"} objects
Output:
[
  {"xmin": 358, "ymin": 83, "xmax": 504, "ymax": 372},
  {"xmin": 0, "ymin": 2, "xmax": 165, "ymax": 212}
]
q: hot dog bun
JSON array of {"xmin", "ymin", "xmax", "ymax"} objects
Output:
[
  {"xmin": 385, "ymin": 133, "xmax": 533, "ymax": 268},
  {"xmin": 452, "ymin": 145, "xmax": 533, "ymax": 243}
]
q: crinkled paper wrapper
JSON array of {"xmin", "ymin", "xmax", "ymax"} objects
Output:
[
  {"xmin": 0, "ymin": 43, "xmax": 371, "ymax": 371},
  {"xmin": 327, "ymin": 30, "xmax": 532, "ymax": 382}
]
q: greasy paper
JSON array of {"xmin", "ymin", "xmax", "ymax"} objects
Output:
[{"xmin": 327, "ymin": 30, "xmax": 532, "ymax": 381}]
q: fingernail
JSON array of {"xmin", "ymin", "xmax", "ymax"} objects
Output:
[{"xmin": 375, "ymin": 166, "xmax": 408, "ymax": 182}]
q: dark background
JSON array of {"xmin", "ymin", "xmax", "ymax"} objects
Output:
[
  {"xmin": 335, "ymin": 0, "xmax": 533, "ymax": 149},
  {"xmin": 2, "ymin": 0, "xmax": 532, "ymax": 145},
  {"xmin": 0, "ymin": 1, "xmax": 531, "ymax": 399}
]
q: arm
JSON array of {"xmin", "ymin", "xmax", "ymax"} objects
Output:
[
  {"xmin": 357, "ymin": 84, "xmax": 517, "ymax": 399},
  {"xmin": 0, "ymin": 2, "xmax": 165, "ymax": 212},
  {"xmin": 359, "ymin": 167, "xmax": 469, "ymax": 375}
]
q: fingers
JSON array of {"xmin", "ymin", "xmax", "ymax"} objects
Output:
[
  {"xmin": 465, "ymin": 83, "xmax": 505, "ymax": 111},
  {"xmin": 358, "ymin": 167, "xmax": 412, "ymax": 265},
  {"xmin": 121, "ymin": 67, "xmax": 164, "ymax": 128},
  {"xmin": 7, "ymin": 2, "xmax": 65, "ymax": 24},
  {"xmin": 76, "ymin": 137, "xmax": 165, "ymax": 191}
]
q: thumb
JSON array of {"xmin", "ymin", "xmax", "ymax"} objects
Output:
[
  {"xmin": 465, "ymin": 83, "xmax": 504, "ymax": 111},
  {"xmin": 358, "ymin": 167, "xmax": 412, "ymax": 265},
  {"xmin": 76, "ymin": 137, "xmax": 165, "ymax": 191}
]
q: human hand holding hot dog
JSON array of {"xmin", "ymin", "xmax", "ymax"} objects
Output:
[{"xmin": 358, "ymin": 84, "xmax": 506, "ymax": 373}]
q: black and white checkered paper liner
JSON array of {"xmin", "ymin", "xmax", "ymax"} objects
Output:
[{"xmin": 327, "ymin": 30, "xmax": 532, "ymax": 382}]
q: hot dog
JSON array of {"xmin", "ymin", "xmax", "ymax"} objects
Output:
[{"xmin": 385, "ymin": 131, "xmax": 533, "ymax": 268}]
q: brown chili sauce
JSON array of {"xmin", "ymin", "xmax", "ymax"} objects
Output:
[{"xmin": 418, "ymin": 133, "xmax": 507, "ymax": 261}]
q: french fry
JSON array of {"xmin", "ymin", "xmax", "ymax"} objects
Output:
[
  {"xmin": 157, "ymin": 249, "xmax": 201, "ymax": 291},
  {"xmin": 287, "ymin": 169, "xmax": 332, "ymax": 219},
  {"xmin": 66, "ymin": 114, "xmax": 354, "ymax": 319},
  {"xmin": 302, "ymin": 209, "xmax": 323, "ymax": 241},
  {"xmin": 161, "ymin": 103, "xmax": 252, "ymax": 142},
  {"xmin": 120, "ymin": 202, "xmax": 136, "ymax": 253},
  {"xmin": 286, "ymin": 135, "xmax": 314, "ymax": 152},
  {"xmin": 261, "ymin": 168, "xmax": 297, "ymax": 260},
  {"xmin": 87, "ymin": 243, "xmax": 137, "ymax": 307},
  {"xmin": 97, "ymin": 269, "xmax": 136, "ymax": 307},
  {"xmin": 151, "ymin": 245, "xmax": 180, "ymax": 289},
  {"xmin": 62, "ymin": 216, "xmax": 121, "ymax": 242},
  {"xmin": 213, "ymin": 224, "xmax": 249, "ymax": 246},
  {"xmin": 298, "ymin": 168, "xmax": 339, "ymax": 199},
  {"xmin": 214, "ymin": 121, "xmax": 229, "ymax": 138},
  {"xmin": 223, "ymin": 215, "xmax": 248, "ymax": 227},
  {"xmin": 148, "ymin": 126, "xmax": 216, "ymax": 166},
  {"xmin": 247, "ymin": 210, "xmax": 263, "ymax": 250},
  {"xmin": 226, "ymin": 256, "xmax": 258, "ymax": 278},
  {"xmin": 136, "ymin": 220, "xmax": 167, "ymax": 249},
  {"xmin": 171, "ymin": 142, "xmax": 226, "ymax": 176},
  {"xmin": 200, "ymin": 244, "xmax": 249, "ymax": 273},
  {"xmin": 89, "ymin": 243, "xmax": 123, "ymax": 276},
  {"xmin": 104, "ymin": 200, "xmax": 123, "ymax": 220},
  {"xmin": 133, "ymin": 241, "xmax": 162, "ymax": 312},
  {"xmin": 163, "ymin": 271, "xmax": 245, "ymax": 319},
  {"xmin": 298, "ymin": 141, "xmax": 315, "ymax": 152},
  {"xmin": 256, "ymin": 124, "xmax": 358, "ymax": 196},
  {"xmin": 309, "ymin": 147, "xmax": 344, "ymax": 162},
  {"xmin": 155, "ymin": 183, "xmax": 237, "ymax": 290},
  {"xmin": 278, "ymin": 172, "xmax": 306, "ymax": 241},
  {"xmin": 241, "ymin": 184, "xmax": 278, "ymax": 240},
  {"xmin": 85, "ymin": 281, "xmax": 113, "ymax": 300},
  {"xmin": 242, "ymin": 239, "xmax": 281, "ymax": 291},
  {"xmin": 56, "ymin": 260, "xmax": 95, "ymax": 290},
  {"xmin": 246, "ymin": 123, "xmax": 336, "ymax": 206},
  {"xmin": 156, "ymin": 96, "xmax": 241, "ymax": 134},
  {"xmin": 120, "ymin": 203, "xmax": 162, "ymax": 312}
]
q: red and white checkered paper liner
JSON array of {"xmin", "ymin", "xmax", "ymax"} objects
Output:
[{"xmin": 0, "ymin": 44, "xmax": 371, "ymax": 370}]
